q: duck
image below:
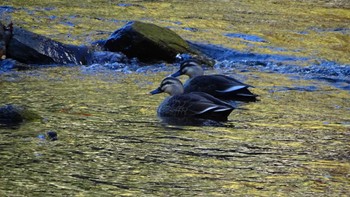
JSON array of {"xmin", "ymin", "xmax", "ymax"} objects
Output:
[
  {"xmin": 170, "ymin": 59, "xmax": 259, "ymax": 103},
  {"xmin": 150, "ymin": 77, "xmax": 234, "ymax": 122}
]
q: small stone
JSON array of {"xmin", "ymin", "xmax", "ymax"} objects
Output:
[{"xmin": 46, "ymin": 131, "xmax": 58, "ymax": 141}]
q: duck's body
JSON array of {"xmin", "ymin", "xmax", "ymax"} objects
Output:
[
  {"xmin": 171, "ymin": 60, "xmax": 258, "ymax": 102},
  {"xmin": 184, "ymin": 74, "xmax": 257, "ymax": 102},
  {"xmin": 157, "ymin": 91, "xmax": 234, "ymax": 121},
  {"xmin": 150, "ymin": 77, "xmax": 234, "ymax": 122}
]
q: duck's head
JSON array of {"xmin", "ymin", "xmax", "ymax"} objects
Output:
[
  {"xmin": 150, "ymin": 77, "xmax": 184, "ymax": 96},
  {"xmin": 171, "ymin": 60, "xmax": 204, "ymax": 78}
]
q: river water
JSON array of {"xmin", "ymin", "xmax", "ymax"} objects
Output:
[
  {"xmin": 1, "ymin": 65, "xmax": 349, "ymax": 196},
  {"xmin": 1, "ymin": 0, "xmax": 350, "ymax": 196}
]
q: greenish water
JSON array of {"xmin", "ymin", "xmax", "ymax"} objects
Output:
[
  {"xmin": 1, "ymin": 67, "xmax": 349, "ymax": 196},
  {"xmin": 3, "ymin": 0, "xmax": 350, "ymax": 63},
  {"xmin": 1, "ymin": 0, "xmax": 350, "ymax": 196}
]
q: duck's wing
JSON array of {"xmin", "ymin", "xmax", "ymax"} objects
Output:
[
  {"xmin": 217, "ymin": 75, "xmax": 254, "ymax": 87},
  {"xmin": 185, "ymin": 75, "xmax": 259, "ymax": 102},
  {"xmin": 191, "ymin": 92, "xmax": 235, "ymax": 109},
  {"xmin": 180, "ymin": 93, "xmax": 234, "ymax": 120},
  {"xmin": 185, "ymin": 75, "xmax": 249, "ymax": 94},
  {"xmin": 211, "ymin": 74, "xmax": 255, "ymax": 89}
]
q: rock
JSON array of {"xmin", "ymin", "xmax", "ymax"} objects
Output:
[
  {"xmin": 7, "ymin": 26, "xmax": 90, "ymax": 65},
  {"xmin": 98, "ymin": 21, "xmax": 195, "ymax": 63},
  {"xmin": 175, "ymin": 53, "xmax": 215, "ymax": 67},
  {"xmin": 2, "ymin": 21, "xmax": 213, "ymax": 66},
  {"xmin": 87, "ymin": 51, "xmax": 128, "ymax": 64},
  {"xmin": 46, "ymin": 131, "xmax": 58, "ymax": 141},
  {"xmin": 0, "ymin": 27, "xmax": 6, "ymax": 59},
  {"xmin": 0, "ymin": 58, "xmax": 34, "ymax": 71},
  {"xmin": 0, "ymin": 104, "xmax": 42, "ymax": 126},
  {"xmin": 0, "ymin": 22, "xmax": 13, "ymax": 60}
]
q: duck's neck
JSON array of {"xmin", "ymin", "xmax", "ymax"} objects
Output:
[
  {"xmin": 188, "ymin": 72, "xmax": 202, "ymax": 78},
  {"xmin": 168, "ymin": 85, "xmax": 184, "ymax": 96},
  {"xmin": 187, "ymin": 66, "xmax": 204, "ymax": 78},
  {"xmin": 170, "ymin": 88, "xmax": 184, "ymax": 96}
]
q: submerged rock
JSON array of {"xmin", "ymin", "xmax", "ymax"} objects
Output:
[
  {"xmin": 46, "ymin": 131, "xmax": 58, "ymax": 141},
  {"xmin": 0, "ymin": 104, "xmax": 42, "ymax": 126},
  {"xmin": 37, "ymin": 131, "xmax": 58, "ymax": 141},
  {"xmin": 98, "ymin": 21, "xmax": 195, "ymax": 63},
  {"xmin": 87, "ymin": 51, "xmax": 129, "ymax": 64},
  {"xmin": 0, "ymin": 58, "xmax": 35, "ymax": 71}
]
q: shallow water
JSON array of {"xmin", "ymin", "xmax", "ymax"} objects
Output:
[
  {"xmin": 3, "ymin": 0, "xmax": 350, "ymax": 63},
  {"xmin": 1, "ymin": 0, "xmax": 350, "ymax": 196},
  {"xmin": 1, "ymin": 66, "xmax": 349, "ymax": 196}
]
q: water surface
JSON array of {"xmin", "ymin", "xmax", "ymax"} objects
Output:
[
  {"xmin": 1, "ymin": 0, "xmax": 350, "ymax": 195},
  {"xmin": 1, "ymin": 67, "xmax": 349, "ymax": 196}
]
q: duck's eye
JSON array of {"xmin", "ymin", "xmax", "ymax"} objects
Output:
[
  {"xmin": 161, "ymin": 81, "xmax": 173, "ymax": 88},
  {"xmin": 161, "ymin": 82, "xmax": 174, "ymax": 92}
]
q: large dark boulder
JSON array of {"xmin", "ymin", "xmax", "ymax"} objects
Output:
[
  {"xmin": 2, "ymin": 21, "xmax": 213, "ymax": 66},
  {"xmin": 7, "ymin": 26, "xmax": 90, "ymax": 65},
  {"xmin": 99, "ymin": 21, "xmax": 195, "ymax": 63},
  {"xmin": 0, "ymin": 104, "xmax": 42, "ymax": 126}
]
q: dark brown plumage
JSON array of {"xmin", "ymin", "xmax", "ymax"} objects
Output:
[
  {"xmin": 171, "ymin": 60, "xmax": 259, "ymax": 102},
  {"xmin": 150, "ymin": 77, "xmax": 234, "ymax": 122}
]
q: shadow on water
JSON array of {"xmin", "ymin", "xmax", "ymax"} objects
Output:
[
  {"xmin": 158, "ymin": 116, "xmax": 227, "ymax": 127},
  {"xmin": 224, "ymin": 33, "xmax": 267, "ymax": 43}
]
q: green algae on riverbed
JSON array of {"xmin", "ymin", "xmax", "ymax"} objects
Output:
[{"xmin": 3, "ymin": 0, "xmax": 350, "ymax": 63}]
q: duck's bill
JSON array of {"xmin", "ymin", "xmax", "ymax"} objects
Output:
[
  {"xmin": 150, "ymin": 87, "xmax": 163, "ymax": 95},
  {"xmin": 170, "ymin": 70, "xmax": 182, "ymax": 77}
]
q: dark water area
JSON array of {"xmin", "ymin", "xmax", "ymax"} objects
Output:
[
  {"xmin": 305, "ymin": 27, "xmax": 350, "ymax": 35},
  {"xmin": 2, "ymin": 40, "xmax": 349, "ymax": 91},
  {"xmin": 224, "ymin": 33, "xmax": 266, "ymax": 42},
  {"xmin": 0, "ymin": 6, "xmax": 15, "ymax": 13},
  {"xmin": 189, "ymin": 42, "xmax": 350, "ymax": 91}
]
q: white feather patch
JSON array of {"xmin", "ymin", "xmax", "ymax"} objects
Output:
[
  {"xmin": 196, "ymin": 106, "xmax": 218, "ymax": 114},
  {"xmin": 213, "ymin": 108, "xmax": 231, "ymax": 112},
  {"xmin": 216, "ymin": 85, "xmax": 246, "ymax": 93}
]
